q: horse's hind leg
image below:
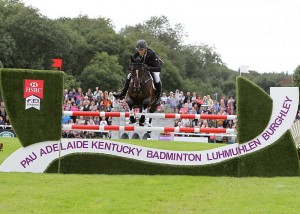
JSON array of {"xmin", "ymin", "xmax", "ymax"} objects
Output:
[{"xmin": 148, "ymin": 103, "xmax": 157, "ymax": 127}]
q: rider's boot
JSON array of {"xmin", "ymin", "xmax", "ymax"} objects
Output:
[
  {"xmin": 154, "ymin": 81, "xmax": 162, "ymax": 105},
  {"xmin": 113, "ymin": 77, "xmax": 130, "ymax": 100}
]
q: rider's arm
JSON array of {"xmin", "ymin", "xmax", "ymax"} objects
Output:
[{"xmin": 147, "ymin": 53, "xmax": 161, "ymax": 72}]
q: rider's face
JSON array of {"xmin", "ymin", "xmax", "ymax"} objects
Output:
[{"xmin": 137, "ymin": 48, "xmax": 147, "ymax": 56}]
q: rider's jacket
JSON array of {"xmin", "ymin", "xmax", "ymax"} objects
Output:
[{"xmin": 132, "ymin": 49, "xmax": 161, "ymax": 72}]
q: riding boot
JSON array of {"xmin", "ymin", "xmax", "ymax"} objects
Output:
[
  {"xmin": 113, "ymin": 77, "xmax": 130, "ymax": 100},
  {"xmin": 155, "ymin": 81, "xmax": 162, "ymax": 105}
]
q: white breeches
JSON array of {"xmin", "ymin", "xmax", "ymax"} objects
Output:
[{"xmin": 152, "ymin": 72, "xmax": 160, "ymax": 83}]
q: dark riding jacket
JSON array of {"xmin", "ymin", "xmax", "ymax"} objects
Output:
[{"xmin": 132, "ymin": 49, "xmax": 161, "ymax": 72}]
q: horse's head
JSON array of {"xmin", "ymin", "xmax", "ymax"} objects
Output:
[{"xmin": 129, "ymin": 56, "xmax": 149, "ymax": 93}]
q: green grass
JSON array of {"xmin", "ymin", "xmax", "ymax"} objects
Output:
[
  {"xmin": 1, "ymin": 138, "xmax": 300, "ymax": 213},
  {"xmin": 0, "ymin": 138, "xmax": 21, "ymax": 163}
]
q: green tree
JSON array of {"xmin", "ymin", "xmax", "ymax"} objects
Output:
[
  {"xmin": 63, "ymin": 72, "xmax": 80, "ymax": 90},
  {"xmin": 79, "ymin": 52, "xmax": 124, "ymax": 91},
  {"xmin": 292, "ymin": 65, "xmax": 300, "ymax": 87}
]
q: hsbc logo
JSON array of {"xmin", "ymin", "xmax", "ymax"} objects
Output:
[
  {"xmin": 24, "ymin": 79, "xmax": 44, "ymax": 99},
  {"xmin": 30, "ymin": 82, "xmax": 39, "ymax": 87}
]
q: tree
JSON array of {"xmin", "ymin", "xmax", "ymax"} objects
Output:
[
  {"xmin": 292, "ymin": 65, "xmax": 300, "ymax": 87},
  {"xmin": 79, "ymin": 52, "xmax": 124, "ymax": 91}
]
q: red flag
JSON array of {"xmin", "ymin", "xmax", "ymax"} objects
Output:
[{"xmin": 52, "ymin": 58, "xmax": 62, "ymax": 71}]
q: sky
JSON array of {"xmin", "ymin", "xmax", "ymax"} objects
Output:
[{"xmin": 21, "ymin": 0, "xmax": 300, "ymax": 74}]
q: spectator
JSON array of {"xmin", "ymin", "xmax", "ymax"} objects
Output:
[
  {"xmin": 212, "ymin": 100, "xmax": 220, "ymax": 114},
  {"xmin": 191, "ymin": 92, "xmax": 197, "ymax": 102},
  {"xmin": 103, "ymin": 94, "xmax": 112, "ymax": 111},
  {"xmin": 227, "ymin": 96, "xmax": 235, "ymax": 115},
  {"xmin": 179, "ymin": 103, "xmax": 188, "ymax": 114},
  {"xmin": 221, "ymin": 95, "xmax": 228, "ymax": 108},
  {"xmin": 0, "ymin": 102, "xmax": 6, "ymax": 119},
  {"xmin": 76, "ymin": 116, "xmax": 86, "ymax": 125},
  {"xmin": 82, "ymin": 98, "xmax": 90, "ymax": 111},
  {"xmin": 76, "ymin": 88, "xmax": 84, "ymax": 105},
  {"xmin": 86, "ymin": 88, "xmax": 93, "ymax": 100},
  {"xmin": 161, "ymin": 92, "xmax": 168, "ymax": 104},
  {"xmin": 99, "ymin": 117, "xmax": 108, "ymax": 138},
  {"xmin": 185, "ymin": 99, "xmax": 193, "ymax": 112},
  {"xmin": 202, "ymin": 96, "xmax": 207, "ymax": 105},
  {"xmin": 184, "ymin": 91, "xmax": 192, "ymax": 103},
  {"xmin": 94, "ymin": 116, "xmax": 101, "ymax": 125},
  {"xmin": 207, "ymin": 95, "xmax": 213, "ymax": 108},
  {"xmin": 93, "ymin": 86, "xmax": 99, "ymax": 96},
  {"xmin": 70, "ymin": 102, "xmax": 78, "ymax": 123},
  {"xmin": 62, "ymin": 114, "xmax": 71, "ymax": 124},
  {"xmin": 169, "ymin": 93, "xmax": 178, "ymax": 111},
  {"xmin": 216, "ymin": 107, "xmax": 228, "ymax": 127},
  {"xmin": 108, "ymin": 92, "xmax": 114, "ymax": 101},
  {"xmin": 219, "ymin": 98, "xmax": 226, "ymax": 112},
  {"xmin": 63, "ymin": 89, "xmax": 69, "ymax": 102},
  {"xmin": 0, "ymin": 116, "xmax": 4, "ymax": 128}
]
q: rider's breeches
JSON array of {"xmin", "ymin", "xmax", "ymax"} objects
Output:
[{"xmin": 152, "ymin": 72, "xmax": 160, "ymax": 83}]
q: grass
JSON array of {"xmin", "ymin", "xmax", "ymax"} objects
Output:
[{"xmin": 1, "ymin": 138, "xmax": 300, "ymax": 214}]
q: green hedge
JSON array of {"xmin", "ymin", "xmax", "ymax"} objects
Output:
[
  {"xmin": 0, "ymin": 69, "xmax": 63, "ymax": 147},
  {"xmin": 236, "ymin": 76, "xmax": 272, "ymax": 143},
  {"xmin": 46, "ymin": 153, "xmax": 239, "ymax": 176},
  {"xmin": 239, "ymin": 131, "xmax": 299, "ymax": 176}
]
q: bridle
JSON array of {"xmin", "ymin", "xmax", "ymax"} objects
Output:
[{"xmin": 130, "ymin": 63, "xmax": 152, "ymax": 92}]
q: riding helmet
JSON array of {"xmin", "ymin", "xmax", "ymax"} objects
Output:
[{"xmin": 136, "ymin": 40, "xmax": 148, "ymax": 50}]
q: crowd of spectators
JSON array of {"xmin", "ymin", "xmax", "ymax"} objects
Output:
[
  {"xmin": 60, "ymin": 87, "xmax": 239, "ymax": 142},
  {"xmin": 2, "ymin": 86, "xmax": 300, "ymax": 143}
]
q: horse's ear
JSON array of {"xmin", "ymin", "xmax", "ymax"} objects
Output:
[{"xmin": 130, "ymin": 55, "xmax": 134, "ymax": 62}]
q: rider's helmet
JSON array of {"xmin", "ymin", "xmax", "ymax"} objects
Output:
[{"xmin": 136, "ymin": 40, "xmax": 148, "ymax": 50}]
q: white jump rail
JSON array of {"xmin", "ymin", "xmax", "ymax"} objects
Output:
[
  {"xmin": 62, "ymin": 124, "xmax": 236, "ymax": 134},
  {"xmin": 63, "ymin": 111, "xmax": 237, "ymax": 120}
]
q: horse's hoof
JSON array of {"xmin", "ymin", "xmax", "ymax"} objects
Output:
[
  {"xmin": 130, "ymin": 116, "xmax": 136, "ymax": 124},
  {"xmin": 139, "ymin": 123, "xmax": 144, "ymax": 126}
]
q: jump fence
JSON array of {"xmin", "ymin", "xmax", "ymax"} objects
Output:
[
  {"xmin": 63, "ymin": 111, "xmax": 237, "ymax": 120},
  {"xmin": 62, "ymin": 124, "xmax": 235, "ymax": 134}
]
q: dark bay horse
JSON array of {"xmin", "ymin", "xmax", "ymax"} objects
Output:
[{"xmin": 126, "ymin": 56, "xmax": 158, "ymax": 126}]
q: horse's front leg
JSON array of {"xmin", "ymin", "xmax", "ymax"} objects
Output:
[
  {"xmin": 139, "ymin": 107, "xmax": 148, "ymax": 126},
  {"xmin": 139, "ymin": 99, "xmax": 151, "ymax": 126},
  {"xmin": 127, "ymin": 99, "xmax": 136, "ymax": 124}
]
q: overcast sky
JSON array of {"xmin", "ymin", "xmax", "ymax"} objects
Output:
[{"xmin": 21, "ymin": 0, "xmax": 300, "ymax": 74}]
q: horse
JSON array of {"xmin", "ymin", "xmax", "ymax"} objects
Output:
[{"xmin": 126, "ymin": 56, "xmax": 158, "ymax": 126}]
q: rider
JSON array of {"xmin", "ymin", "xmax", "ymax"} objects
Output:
[{"xmin": 113, "ymin": 39, "xmax": 162, "ymax": 105}]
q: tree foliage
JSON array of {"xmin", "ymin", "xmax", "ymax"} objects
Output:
[
  {"xmin": 292, "ymin": 65, "xmax": 300, "ymax": 87},
  {"xmin": 0, "ymin": 0, "xmax": 297, "ymax": 99}
]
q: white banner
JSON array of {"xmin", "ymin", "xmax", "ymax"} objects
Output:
[
  {"xmin": 0, "ymin": 87, "xmax": 298, "ymax": 173},
  {"xmin": 25, "ymin": 95, "xmax": 41, "ymax": 110}
]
